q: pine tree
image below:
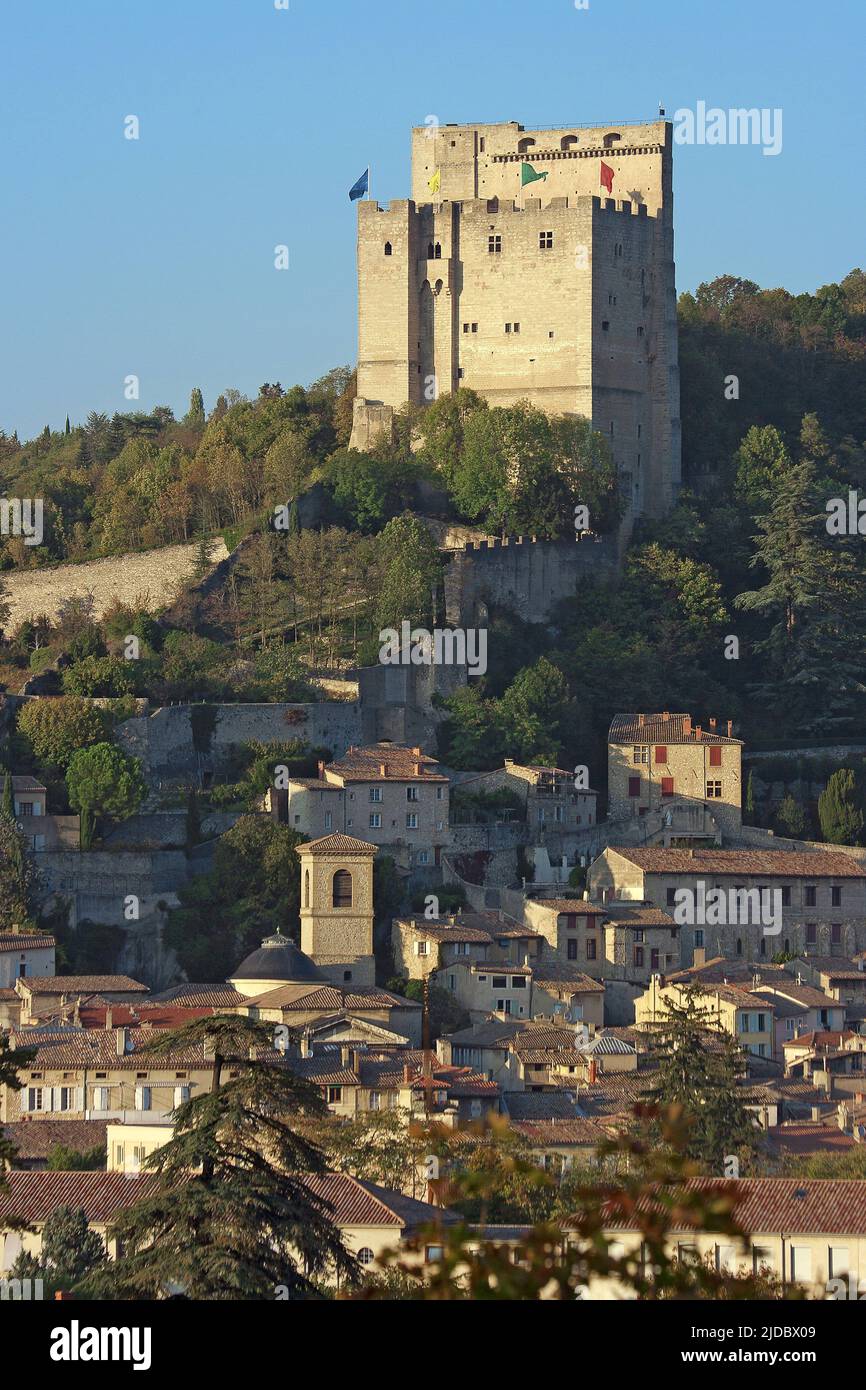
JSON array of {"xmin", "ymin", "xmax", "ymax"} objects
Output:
[
  {"xmin": 745, "ymin": 768, "xmax": 755, "ymax": 821},
  {"xmin": 86, "ymin": 1017, "xmax": 356, "ymax": 1299},
  {"xmin": 818, "ymin": 767, "xmax": 865, "ymax": 845},
  {"xmin": 10, "ymin": 1205, "xmax": 107, "ymax": 1295},
  {"xmin": 64, "ymin": 415, "xmax": 71, "ymax": 435},
  {"xmin": 646, "ymin": 986, "xmax": 761, "ymax": 1173},
  {"xmin": 1, "ymin": 772, "xmax": 14, "ymax": 823},
  {"xmin": 776, "ymin": 792, "xmax": 808, "ymax": 839}
]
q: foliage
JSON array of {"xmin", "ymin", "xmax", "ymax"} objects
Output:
[
  {"xmin": 818, "ymin": 767, "xmax": 866, "ymax": 845},
  {"xmin": 16, "ymin": 696, "xmax": 110, "ymax": 772}
]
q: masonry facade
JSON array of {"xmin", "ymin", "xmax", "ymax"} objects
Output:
[{"xmin": 351, "ymin": 119, "xmax": 681, "ymax": 522}]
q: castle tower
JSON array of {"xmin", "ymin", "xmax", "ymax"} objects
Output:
[
  {"xmin": 350, "ymin": 118, "xmax": 681, "ymax": 522},
  {"xmin": 298, "ymin": 833, "xmax": 377, "ymax": 989}
]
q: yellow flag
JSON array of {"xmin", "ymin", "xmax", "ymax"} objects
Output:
[{"xmin": 428, "ymin": 167, "xmax": 441, "ymax": 195}]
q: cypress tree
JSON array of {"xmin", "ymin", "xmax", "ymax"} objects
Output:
[{"xmin": 818, "ymin": 767, "xmax": 865, "ymax": 845}]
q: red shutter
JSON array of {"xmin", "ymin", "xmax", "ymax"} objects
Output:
[
  {"xmin": 709, "ymin": 746, "xmax": 722, "ymax": 767},
  {"xmin": 628, "ymin": 776, "xmax": 640, "ymax": 797},
  {"xmin": 661, "ymin": 777, "xmax": 674, "ymax": 797},
  {"xmin": 654, "ymin": 746, "xmax": 667, "ymax": 763}
]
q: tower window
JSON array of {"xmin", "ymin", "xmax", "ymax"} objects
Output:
[
  {"xmin": 434, "ymin": 243, "xmax": 442, "ymax": 259},
  {"xmin": 332, "ymin": 870, "xmax": 352, "ymax": 908},
  {"xmin": 539, "ymin": 230, "xmax": 553, "ymax": 249},
  {"xmin": 602, "ymin": 320, "xmax": 610, "ymax": 331},
  {"xmin": 304, "ymin": 870, "xmax": 310, "ymax": 910},
  {"xmin": 427, "ymin": 243, "xmax": 435, "ymax": 259},
  {"xmin": 384, "ymin": 242, "xmax": 392, "ymax": 256},
  {"xmin": 471, "ymin": 322, "xmax": 478, "ymax": 332},
  {"xmin": 488, "ymin": 234, "xmax": 502, "ymax": 254},
  {"xmin": 479, "ymin": 137, "xmax": 485, "ymax": 152},
  {"xmin": 637, "ymin": 325, "xmax": 644, "ymax": 336}
]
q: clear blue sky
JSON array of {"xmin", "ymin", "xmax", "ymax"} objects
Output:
[{"xmin": 1, "ymin": 0, "xmax": 863, "ymax": 440}]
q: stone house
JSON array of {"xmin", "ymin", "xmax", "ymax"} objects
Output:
[
  {"xmin": 0, "ymin": 930, "xmax": 55, "ymax": 989},
  {"xmin": 589, "ymin": 845, "xmax": 866, "ymax": 966},
  {"xmin": 607, "ymin": 712, "xmax": 743, "ymax": 837},
  {"xmin": 633, "ymin": 975, "xmax": 776, "ymax": 1058},
  {"xmin": 7, "ymin": 775, "xmax": 80, "ymax": 851}
]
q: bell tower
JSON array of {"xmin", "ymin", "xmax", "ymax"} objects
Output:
[{"xmin": 299, "ymin": 833, "xmax": 377, "ymax": 988}]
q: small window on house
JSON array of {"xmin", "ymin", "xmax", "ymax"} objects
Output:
[
  {"xmin": 736, "ymin": 938, "xmax": 743, "ymax": 956},
  {"xmin": 488, "ymin": 234, "xmax": 502, "ymax": 253},
  {"xmin": 655, "ymin": 746, "xmax": 667, "ymax": 764},
  {"xmin": 384, "ymin": 242, "xmax": 392, "ymax": 256},
  {"xmin": 602, "ymin": 320, "xmax": 610, "ymax": 331},
  {"xmin": 505, "ymin": 323, "xmax": 512, "ymax": 333},
  {"xmin": 806, "ymin": 923, "xmax": 817, "ymax": 944},
  {"xmin": 539, "ymin": 230, "xmax": 553, "ymax": 249},
  {"xmin": 709, "ymin": 746, "xmax": 722, "ymax": 767},
  {"xmin": 637, "ymin": 325, "xmax": 644, "ymax": 337},
  {"xmin": 805, "ymin": 886, "xmax": 817, "ymax": 907},
  {"xmin": 479, "ymin": 137, "xmax": 485, "ymax": 152},
  {"xmin": 463, "ymin": 322, "xmax": 470, "ymax": 333},
  {"xmin": 661, "ymin": 777, "xmax": 674, "ymax": 797},
  {"xmin": 832, "ymin": 886, "xmax": 842, "ymax": 906},
  {"xmin": 628, "ymin": 776, "xmax": 641, "ymax": 798},
  {"xmin": 633, "ymin": 946, "xmax": 644, "ymax": 968},
  {"xmin": 333, "ymin": 870, "xmax": 352, "ymax": 908},
  {"xmin": 831, "ymin": 923, "xmax": 842, "ymax": 943},
  {"xmin": 781, "ymin": 886, "xmax": 791, "ymax": 906},
  {"xmin": 706, "ymin": 781, "xmax": 722, "ymax": 798},
  {"xmin": 585, "ymin": 939, "xmax": 597, "ymax": 960},
  {"xmin": 427, "ymin": 242, "xmax": 435, "ymax": 259},
  {"xmin": 666, "ymin": 887, "xmax": 677, "ymax": 906},
  {"xmin": 471, "ymin": 322, "xmax": 478, "ymax": 332},
  {"xmin": 548, "ymin": 330, "xmax": 554, "ymax": 338},
  {"xmin": 358, "ymin": 1247, "xmax": 375, "ymax": 1266},
  {"xmin": 513, "ymin": 322, "xmax": 520, "ymax": 333}
]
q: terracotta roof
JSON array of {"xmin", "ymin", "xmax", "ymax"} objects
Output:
[
  {"xmin": 504, "ymin": 1092, "xmax": 579, "ymax": 1121},
  {"xmin": 300, "ymin": 833, "xmax": 378, "ymax": 854},
  {"xmin": 397, "ymin": 918, "xmax": 494, "ymax": 944},
  {"xmin": 513, "ymin": 1118, "xmax": 609, "ymax": 1146},
  {"xmin": 795, "ymin": 956, "xmax": 866, "ymax": 980},
  {"xmin": 782, "ymin": 1030, "xmax": 857, "ymax": 1050},
  {"xmin": 19, "ymin": 975, "xmax": 148, "ymax": 995},
  {"xmin": 239, "ymin": 983, "xmax": 419, "ymax": 1011},
  {"xmin": 767, "ymin": 1124, "xmax": 857, "ymax": 1156},
  {"xmin": 150, "ymin": 985, "xmax": 246, "ymax": 1007},
  {"xmin": 609, "ymin": 713, "xmax": 741, "ymax": 745},
  {"xmin": 752, "ymin": 982, "xmax": 840, "ymax": 1010},
  {"xmin": 79, "ymin": 1004, "xmax": 216, "ymax": 1029},
  {"xmin": 529, "ymin": 899, "xmax": 607, "ymax": 916},
  {"xmin": 607, "ymin": 847, "xmax": 866, "ymax": 878},
  {"xmin": 303, "ymin": 1173, "xmax": 457, "ymax": 1230},
  {"xmin": 12, "ymin": 1026, "xmax": 284, "ymax": 1070},
  {"xmin": 1, "ymin": 1120, "xmax": 108, "ymax": 1161},
  {"xmin": 599, "ymin": 1178, "xmax": 866, "ymax": 1236},
  {"xmin": 602, "ymin": 904, "xmax": 677, "ymax": 929},
  {"xmin": 10, "ymin": 775, "xmax": 46, "ymax": 791},
  {"xmin": 0, "ymin": 932, "xmax": 55, "ymax": 953},
  {"xmin": 0, "ymin": 1171, "xmax": 156, "ymax": 1225},
  {"xmin": 326, "ymin": 744, "xmax": 447, "ymax": 784},
  {"xmin": 529, "ymin": 963, "xmax": 605, "ymax": 991}
]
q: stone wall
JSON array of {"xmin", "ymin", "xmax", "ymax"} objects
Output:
[
  {"xmin": 444, "ymin": 534, "xmax": 619, "ymax": 627},
  {"xmin": 4, "ymin": 541, "xmax": 230, "ymax": 627}
]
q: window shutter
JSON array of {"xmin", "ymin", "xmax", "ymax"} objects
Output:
[
  {"xmin": 134, "ymin": 1086, "xmax": 143, "ymax": 1110},
  {"xmin": 47, "ymin": 1087, "xmax": 58, "ymax": 1112},
  {"xmin": 19, "ymin": 1088, "xmax": 29, "ymax": 1114},
  {"xmin": 709, "ymin": 745, "xmax": 722, "ymax": 766},
  {"xmin": 661, "ymin": 777, "xmax": 674, "ymax": 797},
  {"xmin": 654, "ymin": 746, "xmax": 667, "ymax": 763},
  {"xmin": 628, "ymin": 776, "xmax": 640, "ymax": 797},
  {"xmin": 74, "ymin": 1087, "xmax": 84, "ymax": 1111}
]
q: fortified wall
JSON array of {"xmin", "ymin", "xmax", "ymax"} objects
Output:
[{"xmin": 444, "ymin": 532, "xmax": 619, "ymax": 627}]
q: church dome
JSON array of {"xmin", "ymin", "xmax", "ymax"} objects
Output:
[{"xmin": 229, "ymin": 930, "xmax": 327, "ymax": 986}]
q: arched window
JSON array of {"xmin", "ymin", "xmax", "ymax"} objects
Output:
[
  {"xmin": 357, "ymin": 1247, "xmax": 375, "ymax": 1266},
  {"xmin": 427, "ymin": 242, "xmax": 435, "ymax": 259},
  {"xmin": 560, "ymin": 134, "xmax": 579, "ymax": 151},
  {"xmin": 333, "ymin": 870, "xmax": 352, "ymax": 908},
  {"xmin": 517, "ymin": 137, "xmax": 536, "ymax": 154},
  {"xmin": 736, "ymin": 938, "xmax": 742, "ymax": 956},
  {"xmin": 304, "ymin": 870, "xmax": 310, "ymax": 910},
  {"xmin": 603, "ymin": 132, "xmax": 622, "ymax": 148},
  {"xmin": 384, "ymin": 241, "xmax": 392, "ymax": 256},
  {"xmin": 434, "ymin": 278, "xmax": 443, "ymax": 295},
  {"xmin": 433, "ymin": 242, "xmax": 442, "ymax": 259}
]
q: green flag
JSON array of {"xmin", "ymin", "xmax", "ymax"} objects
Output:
[{"xmin": 520, "ymin": 161, "xmax": 549, "ymax": 187}]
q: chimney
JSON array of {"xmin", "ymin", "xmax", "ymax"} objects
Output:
[
  {"xmin": 637, "ymin": 713, "xmax": 646, "ymax": 727},
  {"xmin": 726, "ymin": 720, "xmax": 733, "ymax": 737},
  {"xmin": 352, "ymin": 1048, "xmax": 362, "ymax": 1076},
  {"xmin": 380, "ymin": 763, "xmax": 387, "ymax": 776},
  {"xmin": 340, "ymin": 1044, "xmax": 351, "ymax": 1067},
  {"xmin": 414, "ymin": 763, "xmax": 422, "ymax": 777},
  {"xmin": 661, "ymin": 711, "xmax": 670, "ymax": 721},
  {"xmin": 103, "ymin": 1004, "xmax": 111, "ymax": 1029},
  {"xmin": 72, "ymin": 998, "xmax": 81, "ymax": 1026},
  {"xmin": 412, "ymin": 747, "xmax": 422, "ymax": 757},
  {"xmin": 587, "ymin": 1058, "xmax": 597, "ymax": 1085},
  {"xmin": 115, "ymin": 1026, "xmax": 129, "ymax": 1056},
  {"xmin": 693, "ymin": 947, "xmax": 706, "ymax": 968},
  {"xmin": 708, "ymin": 718, "xmax": 717, "ymax": 732},
  {"xmin": 317, "ymin": 759, "xmax": 325, "ymax": 779},
  {"xmin": 695, "ymin": 725, "xmax": 702, "ymax": 739},
  {"xmin": 682, "ymin": 715, "xmax": 692, "ymax": 736},
  {"xmin": 403, "ymin": 1062, "xmax": 414, "ymax": 1084}
]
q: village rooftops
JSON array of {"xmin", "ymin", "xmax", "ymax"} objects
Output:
[
  {"xmin": 529, "ymin": 899, "xmax": 608, "ymax": 916},
  {"xmin": 609, "ymin": 712, "xmax": 742, "ymax": 745},
  {"xmin": 794, "ymin": 956, "xmax": 866, "ymax": 980},
  {"xmin": 322, "ymin": 743, "xmax": 448, "ymax": 783},
  {"xmin": 0, "ymin": 931, "xmax": 55, "ymax": 952},
  {"xmin": 16, "ymin": 974, "xmax": 148, "ymax": 995},
  {"xmin": 595, "ymin": 1178, "xmax": 866, "ymax": 1236},
  {"xmin": 606, "ymin": 847, "xmax": 866, "ymax": 878}
]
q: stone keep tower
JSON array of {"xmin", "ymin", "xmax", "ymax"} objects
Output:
[
  {"xmin": 350, "ymin": 118, "xmax": 681, "ymax": 521},
  {"xmin": 299, "ymin": 833, "xmax": 377, "ymax": 989}
]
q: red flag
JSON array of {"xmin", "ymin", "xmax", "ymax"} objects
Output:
[{"xmin": 600, "ymin": 160, "xmax": 614, "ymax": 193}]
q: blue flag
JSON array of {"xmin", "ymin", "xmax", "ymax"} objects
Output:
[{"xmin": 348, "ymin": 167, "xmax": 369, "ymax": 201}]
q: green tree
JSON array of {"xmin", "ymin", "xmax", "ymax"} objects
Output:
[
  {"xmin": 734, "ymin": 425, "xmax": 792, "ymax": 511},
  {"xmin": 0, "ymin": 818, "xmax": 40, "ymax": 930},
  {"xmin": 184, "ymin": 387, "xmax": 206, "ymax": 431},
  {"xmin": 374, "ymin": 513, "xmax": 442, "ymax": 631},
  {"xmin": 818, "ymin": 767, "xmax": 865, "ymax": 845},
  {"xmin": 17, "ymin": 696, "xmax": 110, "ymax": 771},
  {"xmin": 497, "ymin": 657, "xmax": 573, "ymax": 765},
  {"xmin": 61, "ymin": 654, "xmax": 136, "ymax": 698},
  {"xmin": 85, "ymin": 1016, "xmax": 355, "ymax": 1300},
  {"xmin": 775, "ymin": 792, "xmax": 808, "ymax": 839},
  {"xmin": 164, "ymin": 815, "xmax": 306, "ymax": 980},
  {"xmin": 66, "ymin": 743, "xmax": 146, "ymax": 848},
  {"xmin": 646, "ymin": 987, "xmax": 761, "ymax": 1174}
]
